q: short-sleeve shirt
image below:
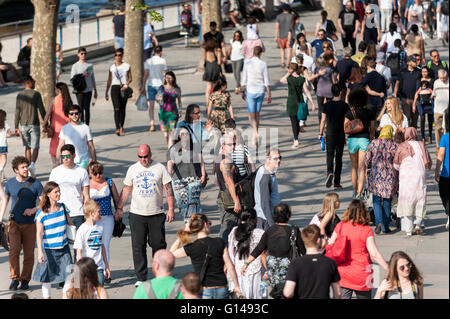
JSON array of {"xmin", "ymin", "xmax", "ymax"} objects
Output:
[
  {"xmin": 203, "ymin": 32, "xmax": 224, "ymax": 46},
  {"xmin": 333, "ymin": 221, "xmax": 374, "ymax": 291},
  {"xmin": 323, "ymin": 100, "xmax": 349, "ymax": 138},
  {"xmin": 123, "ymin": 161, "xmax": 172, "ymax": 216},
  {"xmin": 184, "ymin": 237, "xmax": 228, "ymax": 287},
  {"xmin": 339, "ymin": 10, "xmax": 359, "ymax": 32},
  {"xmin": 0, "ymin": 122, "xmax": 10, "ymax": 147},
  {"xmin": 35, "ymin": 205, "xmax": 68, "ymax": 249},
  {"xmin": 112, "ymin": 14, "xmax": 125, "ymax": 37},
  {"xmin": 286, "ymin": 254, "xmax": 340, "ymax": 299},
  {"xmin": 440, "ymin": 133, "xmax": 449, "ymax": 178},
  {"xmin": 345, "ymin": 107, "xmax": 376, "ymax": 139},
  {"xmin": 276, "ymin": 12, "xmax": 292, "ymax": 38},
  {"xmin": 336, "ymin": 58, "xmax": 358, "ymax": 88},
  {"xmin": 5, "ymin": 177, "xmax": 43, "ymax": 224},
  {"xmin": 110, "ymin": 63, "xmax": 131, "ymax": 86},
  {"xmin": 73, "ymin": 223, "xmax": 105, "ymax": 270},
  {"xmin": 133, "ymin": 276, "xmax": 184, "ymax": 299},
  {"xmin": 59, "ymin": 123, "xmax": 93, "ymax": 163},
  {"xmin": 144, "ymin": 56, "xmax": 168, "ymax": 87},
  {"xmin": 49, "ymin": 165, "xmax": 90, "ymax": 217},
  {"xmin": 143, "ymin": 23, "xmax": 154, "ymax": 50}
]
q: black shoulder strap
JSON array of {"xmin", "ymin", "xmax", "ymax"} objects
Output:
[
  {"xmin": 199, "ymin": 238, "xmax": 212, "ymax": 284},
  {"xmin": 9, "ymin": 178, "xmax": 35, "ymax": 221}
]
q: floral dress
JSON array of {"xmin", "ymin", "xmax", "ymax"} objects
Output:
[
  {"xmin": 158, "ymin": 85, "xmax": 181, "ymax": 132},
  {"xmin": 209, "ymin": 91, "xmax": 231, "ymax": 134}
]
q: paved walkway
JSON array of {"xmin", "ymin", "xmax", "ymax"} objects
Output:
[{"xmin": 0, "ymin": 9, "xmax": 448, "ymax": 299}]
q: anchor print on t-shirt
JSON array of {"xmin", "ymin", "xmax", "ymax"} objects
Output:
[
  {"xmin": 87, "ymin": 230, "xmax": 103, "ymax": 251},
  {"xmin": 136, "ymin": 171, "xmax": 158, "ymax": 198}
]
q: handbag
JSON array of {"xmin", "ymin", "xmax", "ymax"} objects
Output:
[
  {"xmin": 0, "ymin": 223, "xmax": 9, "ymax": 251},
  {"xmin": 344, "ymin": 107, "xmax": 364, "ymax": 135},
  {"xmin": 115, "ymin": 65, "xmax": 133, "ymax": 99},
  {"xmin": 325, "ymin": 235, "xmax": 348, "ymax": 265},
  {"xmin": 288, "ymin": 225, "xmax": 300, "ymax": 261},
  {"xmin": 224, "ymin": 62, "xmax": 233, "ymax": 74},
  {"xmin": 106, "ymin": 177, "xmax": 127, "ymax": 238},
  {"xmin": 380, "ymin": 42, "xmax": 388, "ymax": 53},
  {"xmin": 330, "ymin": 32, "xmax": 339, "ymax": 42},
  {"xmin": 63, "ymin": 204, "xmax": 76, "ymax": 248}
]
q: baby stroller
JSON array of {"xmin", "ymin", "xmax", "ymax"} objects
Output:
[{"xmin": 362, "ymin": 169, "xmax": 401, "ymax": 229}]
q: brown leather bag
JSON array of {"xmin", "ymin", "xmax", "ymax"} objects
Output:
[{"xmin": 344, "ymin": 107, "xmax": 364, "ymax": 135}]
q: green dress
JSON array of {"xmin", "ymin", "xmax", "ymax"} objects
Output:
[{"xmin": 286, "ymin": 75, "xmax": 305, "ymax": 117}]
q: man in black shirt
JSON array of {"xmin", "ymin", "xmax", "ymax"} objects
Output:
[
  {"xmin": 319, "ymin": 84, "xmax": 349, "ymax": 189},
  {"xmin": 426, "ymin": 49, "xmax": 449, "ymax": 79},
  {"xmin": 394, "ymin": 55, "xmax": 422, "ymax": 128},
  {"xmin": 359, "ymin": 59, "xmax": 387, "ymax": 117},
  {"xmin": 338, "ymin": 1, "xmax": 360, "ymax": 55},
  {"xmin": 335, "ymin": 47, "xmax": 358, "ymax": 98},
  {"xmin": 203, "ymin": 21, "xmax": 226, "ymax": 64},
  {"xmin": 283, "ymin": 225, "xmax": 341, "ymax": 299},
  {"xmin": 17, "ymin": 38, "xmax": 32, "ymax": 76},
  {"xmin": 112, "ymin": 5, "xmax": 126, "ymax": 49}
]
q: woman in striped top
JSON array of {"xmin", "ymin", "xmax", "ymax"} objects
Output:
[{"xmin": 33, "ymin": 181, "xmax": 74, "ymax": 299}]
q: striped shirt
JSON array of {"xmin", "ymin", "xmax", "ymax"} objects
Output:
[
  {"xmin": 35, "ymin": 205, "xmax": 69, "ymax": 249},
  {"xmin": 232, "ymin": 144, "xmax": 250, "ymax": 179}
]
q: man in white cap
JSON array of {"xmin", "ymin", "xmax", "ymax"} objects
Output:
[{"xmin": 375, "ymin": 52, "xmax": 392, "ymax": 91}]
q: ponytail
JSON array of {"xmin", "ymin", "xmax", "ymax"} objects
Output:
[
  {"xmin": 177, "ymin": 214, "xmax": 209, "ymax": 245},
  {"xmin": 234, "ymin": 209, "xmax": 257, "ymax": 259}
]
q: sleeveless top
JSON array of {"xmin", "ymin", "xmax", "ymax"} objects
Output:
[
  {"xmin": 214, "ymin": 155, "xmax": 238, "ymax": 191},
  {"xmin": 90, "ymin": 178, "xmax": 114, "ymax": 216}
]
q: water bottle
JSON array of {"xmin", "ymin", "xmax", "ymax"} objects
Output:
[
  {"xmin": 259, "ymin": 280, "xmax": 268, "ymax": 298},
  {"xmin": 319, "ymin": 136, "xmax": 325, "ymax": 151}
]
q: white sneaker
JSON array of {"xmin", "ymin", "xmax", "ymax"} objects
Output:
[
  {"xmin": 135, "ymin": 280, "xmax": 144, "ymax": 287},
  {"xmin": 28, "ymin": 166, "xmax": 36, "ymax": 178}
]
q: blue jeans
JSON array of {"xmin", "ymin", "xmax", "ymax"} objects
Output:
[
  {"xmin": 201, "ymin": 286, "xmax": 229, "ymax": 299},
  {"xmin": 97, "ymin": 269, "xmax": 105, "ymax": 287},
  {"xmin": 373, "ymin": 195, "xmax": 392, "ymax": 232},
  {"xmin": 114, "ymin": 36, "xmax": 124, "ymax": 49}
]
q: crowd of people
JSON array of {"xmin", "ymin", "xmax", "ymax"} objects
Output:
[{"xmin": 0, "ymin": 0, "xmax": 449, "ymax": 300}]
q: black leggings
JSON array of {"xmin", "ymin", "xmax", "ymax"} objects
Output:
[
  {"xmin": 420, "ymin": 113, "xmax": 434, "ymax": 140},
  {"xmin": 289, "ymin": 116, "xmax": 300, "ymax": 141},
  {"xmin": 111, "ymin": 85, "xmax": 128, "ymax": 129},
  {"xmin": 439, "ymin": 177, "xmax": 449, "ymax": 215},
  {"xmin": 317, "ymin": 96, "xmax": 326, "ymax": 123},
  {"xmin": 75, "ymin": 91, "xmax": 93, "ymax": 125}
]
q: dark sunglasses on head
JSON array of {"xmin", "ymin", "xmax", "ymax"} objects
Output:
[
  {"xmin": 138, "ymin": 154, "xmax": 149, "ymax": 159},
  {"xmin": 69, "ymin": 112, "xmax": 79, "ymax": 116},
  {"xmin": 60, "ymin": 154, "xmax": 71, "ymax": 159},
  {"xmin": 399, "ymin": 263, "xmax": 412, "ymax": 271}
]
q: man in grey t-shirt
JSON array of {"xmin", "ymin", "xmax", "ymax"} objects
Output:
[
  {"xmin": 275, "ymin": 4, "xmax": 292, "ymax": 68},
  {"xmin": 70, "ymin": 47, "xmax": 97, "ymax": 126}
]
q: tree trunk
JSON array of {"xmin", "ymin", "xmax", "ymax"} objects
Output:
[
  {"xmin": 124, "ymin": 0, "xmax": 144, "ymax": 100},
  {"xmin": 325, "ymin": 0, "xmax": 341, "ymax": 32},
  {"xmin": 196, "ymin": 0, "xmax": 221, "ymax": 72},
  {"xmin": 30, "ymin": 0, "xmax": 60, "ymax": 119}
]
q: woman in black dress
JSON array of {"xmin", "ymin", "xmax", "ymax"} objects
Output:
[{"xmin": 203, "ymin": 39, "xmax": 222, "ymax": 107}]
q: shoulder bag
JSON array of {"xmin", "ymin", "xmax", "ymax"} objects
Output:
[
  {"xmin": 115, "ymin": 65, "xmax": 133, "ymax": 99},
  {"xmin": 199, "ymin": 237, "xmax": 213, "ymax": 284},
  {"xmin": 107, "ymin": 178, "xmax": 126, "ymax": 238},
  {"xmin": 62, "ymin": 203, "xmax": 76, "ymax": 249},
  {"xmin": 325, "ymin": 233, "xmax": 348, "ymax": 265},
  {"xmin": 344, "ymin": 107, "xmax": 364, "ymax": 135}
]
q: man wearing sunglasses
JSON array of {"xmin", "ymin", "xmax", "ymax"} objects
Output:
[
  {"xmin": 70, "ymin": 47, "xmax": 98, "ymax": 126},
  {"xmin": 115, "ymin": 144, "xmax": 174, "ymax": 287},
  {"xmin": 254, "ymin": 149, "xmax": 281, "ymax": 230},
  {"xmin": 56, "ymin": 104, "xmax": 96, "ymax": 169}
]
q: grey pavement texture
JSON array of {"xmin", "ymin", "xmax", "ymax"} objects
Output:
[{"xmin": 0, "ymin": 8, "xmax": 448, "ymax": 299}]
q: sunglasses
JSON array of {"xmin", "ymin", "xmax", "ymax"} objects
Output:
[
  {"xmin": 432, "ymin": 55, "xmax": 439, "ymax": 58},
  {"xmin": 271, "ymin": 156, "xmax": 282, "ymax": 161},
  {"xmin": 69, "ymin": 112, "xmax": 79, "ymax": 116},
  {"xmin": 79, "ymin": 52, "xmax": 87, "ymax": 55},
  {"xmin": 322, "ymin": 46, "xmax": 330, "ymax": 49},
  {"xmin": 193, "ymin": 112, "xmax": 201, "ymax": 115},
  {"xmin": 92, "ymin": 171, "xmax": 103, "ymax": 176},
  {"xmin": 138, "ymin": 155, "xmax": 149, "ymax": 159},
  {"xmin": 60, "ymin": 154, "xmax": 71, "ymax": 159},
  {"xmin": 180, "ymin": 132, "xmax": 190, "ymax": 137},
  {"xmin": 225, "ymin": 143, "xmax": 236, "ymax": 146},
  {"xmin": 399, "ymin": 263, "xmax": 412, "ymax": 272},
  {"xmin": 115, "ymin": 54, "xmax": 123, "ymax": 57}
]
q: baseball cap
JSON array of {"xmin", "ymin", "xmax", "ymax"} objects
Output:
[{"xmin": 376, "ymin": 52, "xmax": 385, "ymax": 63}]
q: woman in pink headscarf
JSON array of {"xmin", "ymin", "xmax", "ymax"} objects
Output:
[{"xmin": 394, "ymin": 127, "xmax": 432, "ymax": 237}]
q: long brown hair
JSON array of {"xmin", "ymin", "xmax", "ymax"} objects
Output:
[
  {"xmin": 67, "ymin": 257, "xmax": 100, "ymax": 299},
  {"xmin": 341, "ymin": 199, "xmax": 371, "ymax": 226},
  {"xmin": 39, "ymin": 182, "xmax": 60, "ymax": 213},
  {"xmin": 386, "ymin": 251, "xmax": 423, "ymax": 286},
  {"xmin": 348, "ymin": 66, "xmax": 363, "ymax": 83},
  {"xmin": 55, "ymin": 82, "xmax": 73, "ymax": 117},
  {"xmin": 0, "ymin": 109, "xmax": 6, "ymax": 130},
  {"xmin": 177, "ymin": 214, "xmax": 209, "ymax": 245}
]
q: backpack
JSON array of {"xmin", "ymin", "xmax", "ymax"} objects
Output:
[
  {"xmin": 143, "ymin": 279, "xmax": 181, "ymax": 299},
  {"xmin": 386, "ymin": 52, "xmax": 401, "ymax": 76},
  {"xmin": 180, "ymin": 11, "xmax": 191, "ymax": 27},
  {"xmin": 426, "ymin": 60, "xmax": 447, "ymax": 70},
  {"xmin": 442, "ymin": 0, "xmax": 449, "ymax": 15},
  {"xmin": 71, "ymin": 73, "xmax": 86, "ymax": 93}
]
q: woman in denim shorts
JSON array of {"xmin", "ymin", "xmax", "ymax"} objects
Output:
[{"xmin": 344, "ymin": 88, "xmax": 376, "ymax": 199}]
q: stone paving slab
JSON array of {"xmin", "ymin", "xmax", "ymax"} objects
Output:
[{"xmin": 0, "ymin": 8, "xmax": 448, "ymax": 299}]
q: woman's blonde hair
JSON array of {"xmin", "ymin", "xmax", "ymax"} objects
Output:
[
  {"xmin": 315, "ymin": 56, "xmax": 327, "ymax": 68},
  {"xmin": 319, "ymin": 192, "xmax": 339, "ymax": 221},
  {"xmin": 377, "ymin": 97, "xmax": 403, "ymax": 125},
  {"xmin": 177, "ymin": 214, "xmax": 209, "ymax": 245}
]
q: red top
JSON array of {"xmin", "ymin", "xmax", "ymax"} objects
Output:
[{"xmin": 334, "ymin": 221, "xmax": 374, "ymax": 291}]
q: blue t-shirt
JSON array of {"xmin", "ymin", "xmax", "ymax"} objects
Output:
[
  {"xmin": 143, "ymin": 23, "xmax": 154, "ymax": 50},
  {"xmin": 5, "ymin": 177, "xmax": 43, "ymax": 224},
  {"xmin": 440, "ymin": 133, "xmax": 449, "ymax": 178},
  {"xmin": 35, "ymin": 205, "xmax": 69, "ymax": 249}
]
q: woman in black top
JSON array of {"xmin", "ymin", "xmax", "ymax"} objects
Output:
[
  {"xmin": 344, "ymin": 88, "xmax": 375, "ymax": 199},
  {"xmin": 170, "ymin": 214, "xmax": 242, "ymax": 299},
  {"xmin": 241, "ymin": 203, "xmax": 306, "ymax": 298}
]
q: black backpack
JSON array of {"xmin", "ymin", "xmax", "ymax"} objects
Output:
[
  {"xmin": 386, "ymin": 52, "xmax": 401, "ymax": 76},
  {"xmin": 71, "ymin": 73, "xmax": 86, "ymax": 93},
  {"xmin": 442, "ymin": 0, "xmax": 449, "ymax": 15}
]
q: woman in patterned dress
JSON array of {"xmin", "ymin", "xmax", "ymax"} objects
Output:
[
  {"xmin": 167, "ymin": 127, "xmax": 206, "ymax": 224},
  {"xmin": 365, "ymin": 125, "xmax": 399, "ymax": 235},
  {"xmin": 394, "ymin": 127, "xmax": 432, "ymax": 236},
  {"xmin": 207, "ymin": 75, "xmax": 234, "ymax": 135},
  {"xmin": 157, "ymin": 71, "xmax": 182, "ymax": 147}
]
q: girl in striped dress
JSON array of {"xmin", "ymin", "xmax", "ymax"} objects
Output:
[{"xmin": 33, "ymin": 181, "xmax": 74, "ymax": 299}]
